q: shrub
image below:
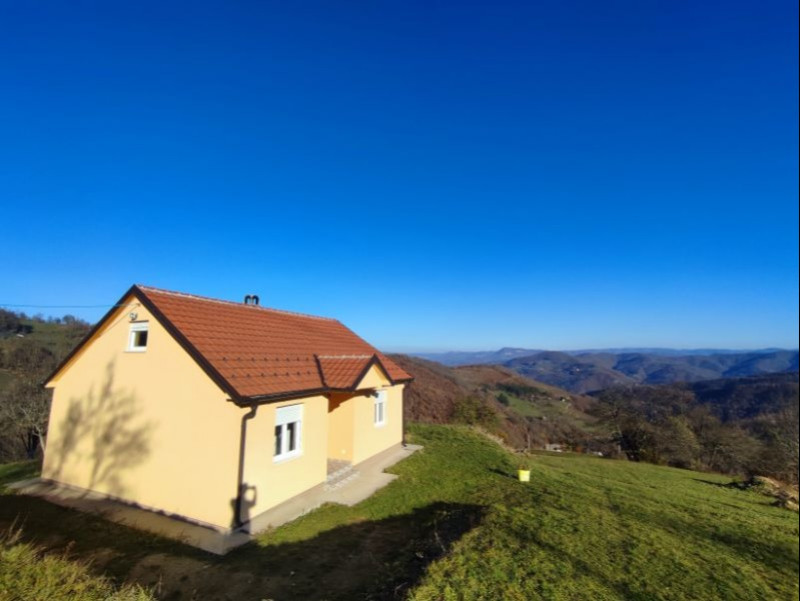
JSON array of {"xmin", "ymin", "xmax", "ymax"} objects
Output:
[
  {"xmin": 452, "ymin": 396, "xmax": 499, "ymax": 429},
  {"xmin": 0, "ymin": 527, "xmax": 154, "ymax": 601}
]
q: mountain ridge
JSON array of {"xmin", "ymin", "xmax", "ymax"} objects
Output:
[{"xmin": 414, "ymin": 348, "xmax": 799, "ymax": 393}]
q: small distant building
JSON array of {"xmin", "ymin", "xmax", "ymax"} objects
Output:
[{"xmin": 545, "ymin": 443, "xmax": 564, "ymax": 452}]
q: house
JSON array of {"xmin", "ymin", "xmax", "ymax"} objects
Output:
[{"xmin": 41, "ymin": 285, "xmax": 413, "ymax": 539}]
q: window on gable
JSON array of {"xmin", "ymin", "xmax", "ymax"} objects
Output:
[
  {"xmin": 127, "ymin": 322, "xmax": 149, "ymax": 352},
  {"xmin": 374, "ymin": 389, "xmax": 387, "ymax": 426},
  {"xmin": 274, "ymin": 404, "xmax": 303, "ymax": 461}
]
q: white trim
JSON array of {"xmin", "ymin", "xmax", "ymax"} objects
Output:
[
  {"xmin": 274, "ymin": 404, "xmax": 304, "ymax": 462},
  {"xmin": 126, "ymin": 322, "xmax": 149, "ymax": 352},
  {"xmin": 373, "ymin": 389, "xmax": 387, "ymax": 427}
]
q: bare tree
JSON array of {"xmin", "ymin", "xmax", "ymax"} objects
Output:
[{"xmin": 0, "ymin": 372, "xmax": 51, "ymax": 459}]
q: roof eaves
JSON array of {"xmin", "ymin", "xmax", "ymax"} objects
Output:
[{"xmin": 240, "ymin": 386, "xmax": 331, "ymax": 405}]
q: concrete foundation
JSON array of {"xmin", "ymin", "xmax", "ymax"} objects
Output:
[{"xmin": 10, "ymin": 443, "xmax": 422, "ymax": 555}]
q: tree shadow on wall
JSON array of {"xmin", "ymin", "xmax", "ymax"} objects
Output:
[{"xmin": 47, "ymin": 361, "xmax": 153, "ymax": 497}]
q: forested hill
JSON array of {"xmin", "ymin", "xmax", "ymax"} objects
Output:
[
  {"xmin": 0, "ymin": 309, "xmax": 90, "ymax": 460},
  {"xmin": 393, "ymin": 353, "xmax": 798, "ymax": 485},
  {"xmin": 418, "ymin": 348, "xmax": 799, "ymax": 393}
]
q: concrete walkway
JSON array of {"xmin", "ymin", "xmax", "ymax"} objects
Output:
[
  {"xmin": 9, "ymin": 443, "xmax": 422, "ymax": 555},
  {"xmin": 8, "ymin": 477, "xmax": 250, "ymax": 554},
  {"xmin": 323, "ymin": 443, "xmax": 422, "ymax": 507}
]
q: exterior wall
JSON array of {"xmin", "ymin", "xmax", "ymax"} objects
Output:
[
  {"xmin": 43, "ymin": 296, "xmax": 243, "ymax": 530},
  {"xmin": 240, "ymin": 396, "xmax": 328, "ymax": 521},
  {"xmin": 351, "ymin": 384, "xmax": 404, "ymax": 464},
  {"xmin": 324, "ymin": 365, "xmax": 405, "ymax": 466},
  {"xmin": 351, "ymin": 365, "xmax": 405, "ymax": 465},
  {"xmin": 327, "ymin": 394, "xmax": 355, "ymax": 462}
]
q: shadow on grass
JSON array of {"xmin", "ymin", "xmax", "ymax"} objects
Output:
[
  {"xmin": 0, "ymin": 492, "xmax": 484, "ymax": 601},
  {"xmin": 488, "ymin": 467, "xmax": 519, "ymax": 480},
  {"xmin": 691, "ymin": 478, "xmax": 735, "ymax": 489}
]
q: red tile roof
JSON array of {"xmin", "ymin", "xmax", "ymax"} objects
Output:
[
  {"xmin": 317, "ymin": 355, "xmax": 387, "ymax": 390},
  {"xmin": 136, "ymin": 285, "xmax": 411, "ymax": 401}
]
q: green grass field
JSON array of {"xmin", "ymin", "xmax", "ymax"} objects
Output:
[{"xmin": 1, "ymin": 424, "xmax": 798, "ymax": 600}]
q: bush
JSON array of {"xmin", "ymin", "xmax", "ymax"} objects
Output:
[
  {"xmin": 452, "ymin": 396, "xmax": 499, "ymax": 429},
  {"xmin": 0, "ymin": 527, "xmax": 154, "ymax": 601}
]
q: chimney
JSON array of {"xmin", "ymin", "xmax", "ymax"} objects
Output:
[{"xmin": 243, "ymin": 294, "xmax": 260, "ymax": 306}]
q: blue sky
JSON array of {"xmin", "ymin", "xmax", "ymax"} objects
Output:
[{"xmin": 1, "ymin": 1, "xmax": 797, "ymax": 352}]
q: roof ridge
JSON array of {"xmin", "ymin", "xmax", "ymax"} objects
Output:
[
  {"xmin": 135, "ymin": 284, "xmax": 339, "ymax": 322},
  {"xmin": 317, "ymin": 354, "xmax": 374, "ymax": 359}
]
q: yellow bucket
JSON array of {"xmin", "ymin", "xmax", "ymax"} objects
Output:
[{"xmin": 518, "ymin": 469, "xmax": 531, "ymax": 482}]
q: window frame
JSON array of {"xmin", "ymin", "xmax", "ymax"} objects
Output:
[
  {"xmin": 274, "ymin": 404, "xmax": 303, "ymax": 463},
  {"xmin": 373, "ymin": 389, "xmax": 387, "ymax": 427},
  {"xmin": 126, "ymin": 322, "xmax": 149, "ymax": 352}
]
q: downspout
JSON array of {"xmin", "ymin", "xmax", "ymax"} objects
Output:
[
  {"xmin": 401, "ymin": 385, "xmax": 407, "ymax": 447},
  {"xmin": 234, "ymin": 404, "xmax": 258, "ymax": 530}
]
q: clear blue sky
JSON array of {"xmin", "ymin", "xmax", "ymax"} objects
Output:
[{"xmin": 1, "ymin": 1, "xmax": 798, "ymax": 352}]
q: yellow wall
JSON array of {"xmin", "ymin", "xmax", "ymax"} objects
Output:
[
  {"xmin": 327, "ymin": 394, "xmax": 355, "ymax": 462},
  {"xmin": 43, "ymin": 296, "xmax": 244, "ymax": 530},
  {"xmin": 351, "ymin": 365, "xmax": 405, "ymax": 464},
  {"xmin": 239, "ymin": 396, "xmax": 328, "ymax": 520},
  {"xmin": 351, "ymin": 384, "xmax": 404, "ymax": 464}
]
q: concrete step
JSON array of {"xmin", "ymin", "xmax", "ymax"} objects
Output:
[
  {"xmin": 324, "ymin": 467, "xmax": 361, "ymax": 491},
  {"xmin": 326, "ymin": 465, "xmax": 351, "ymax": 482}
]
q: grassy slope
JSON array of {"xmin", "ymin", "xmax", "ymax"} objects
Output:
[{"xmin": 1, "ymin": 425, "xmax": 798, "ymax": 601}]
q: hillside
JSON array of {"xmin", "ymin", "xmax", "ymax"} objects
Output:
[
  {"xmin": 505, "ymin": 349, "xmax": 799, "ymax": 393},
  {"xmin": 390, "ymin": 354, "xmax": 602, "ymax": 450},
  {"xmin": 0, "ymin": 311, "xmax": 91, "ymax": 461},
  {"xmin": 690, "ymin": 372, "xmax": 800, "ymax": 421},
  {"xmin": 2, "ymin": 424, "xmax": 797, "ymax": 600},
  {"xmin": 0, "ymin": 311, "xmax": 90, "ymax": 392}
]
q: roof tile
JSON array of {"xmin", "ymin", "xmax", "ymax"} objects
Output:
[{"xmin": 137, "ymin": 285, "xmax": 411, "ymax": 400}]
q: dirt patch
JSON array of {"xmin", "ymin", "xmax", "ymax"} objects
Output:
[{"xmin": 732, "ymin": 476, "xmax": 799, "ymax": 511}]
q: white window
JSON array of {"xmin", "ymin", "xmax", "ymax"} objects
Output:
[
  {"xmin": 374, "ymin": 390, "xmax": 387, "ymax": 427},
  {"xmin": 127, "ymin": 322, "xmax": 149, "ymax": 352},
  {"xmin": 274, "ymin": 404, "xmax": 303, "ymax": 461}
]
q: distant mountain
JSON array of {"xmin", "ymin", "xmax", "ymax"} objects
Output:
[
  {"xmin": 415, "ymin": 347, "xmax": 793, "ymax": 366},
  {"xmin": 414, "ymin": 348, "xmax": 799, "ymax": 394},
  {"xmin": 413, "ymin": 347, "xmax": 542, "ymax": 366},
  {"xmin": 504, "ymin": 351, "xmax": 631, "ymax": 393},
  {"xmin": 505, "ymin": 350, "xmax": 799, "ymax": 393}
]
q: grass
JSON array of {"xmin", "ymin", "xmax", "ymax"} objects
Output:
[
  {"xmin": 0, "ymin": 527, "xmax": 154, "ymax": 601},
  {"xmin": 1, "ymin": 424, "xmax": 798, "ymax": 600},
  {"xmin": 504, "ymin": 392, "xmax": 602, "ymax": 434}
]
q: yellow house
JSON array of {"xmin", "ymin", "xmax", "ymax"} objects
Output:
[{"xmin": 42, "ymin": 285, "xmax": 412, "ymax": 538}]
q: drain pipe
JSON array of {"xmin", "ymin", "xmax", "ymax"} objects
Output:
[
  {"xmin": 401, "ymin": 385, "xmax": 407, "ymax": 447},
  {"xmin": 234, "ymin": 404, "xmax": 258, "ymax": 529}
]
